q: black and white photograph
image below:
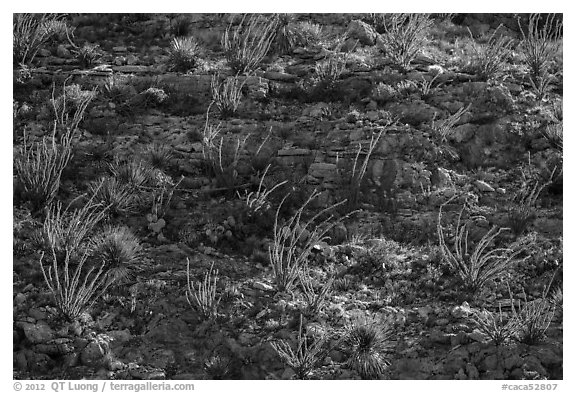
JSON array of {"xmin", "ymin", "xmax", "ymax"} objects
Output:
[{"xmin": 10, "ymin": 5, "xmax": 565, "ymax": 387}]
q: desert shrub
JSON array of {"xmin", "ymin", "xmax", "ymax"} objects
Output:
[
  {"xmin": 13, "ymin": 13, "xmax": 67, "ymax": 66},
  {"xmin": 340, "ymin": 129, "xmax": 384, "ymax": 213},
  {"xmin": 298, "ymin": 265, "xmax": 334, "ymax": 316},
  {"xmin": 210, "ymin": 74, "xmax": 247, "ymax": 118},
  {"xmin": 101, "ymin": 74, "xmax": 137, "ymax": 105},
  {"xmin": 512, "ymin": 290, "xmax": 556, "ymax": 345},
  {"xmin": 90, "ymin": 226, "xmax": 141, "ymax": 285},
  {"xmin": 314, "ymin": 53, "xmax": 347, "ymax": 90},
  {"xmin": 271, "ymin": 314, "xmax": 330, "ymax": 379},
  {"xmin": 39, "ymin": 245, "xmax": 112, "ymax": 321},
  {"xmin": 14, "ymin": 121, "xmax": 77, "ymax": 212},
  {"xmin": 201, "ymin": 110, "xmax": 248, "ymax": 190},
  {"xmin": 507, "ymin": 178, "xmax": 549, "ymax": 236},
  {"xmin": 551, "ymin": 286, "xmax": 562, "ymax": 321},
  {"xmin": 51, "ymin": 81, "xmax": 97, "ymax": 137},
  {"xmin": 344, "ymin": 314, "xmax": 393, "ymax": 379},
  {"xmin": 222, "ymin": 13, "xmax": 278, "ymax": 74},
  {"xmin": 269, "ymin": 190, "xmax": 346, "ymax": 293},
  {"xmin": 437, "ymin": 204, "xmax": 525, "ymax": 295},
  {"xmin": 237, "ymin": 164, "xmax": 286, "ymax": 217},
  {"xmin": 167, "ymin": 36, "xmax": 201, "ymax": 72},
  {"xmin": 379, "ymin": 13, "xmax": 433, "ymax": 70},
  {"xmin": 469, "ymin": 305, "xmax": 520, "ymax": 345},
  {"xmin": 468, "ymin": 25, "xmax": 514, "ymax": 81},
  {"xmin": 518, "ymin": 14, "xmax": 562, "ymax": 79},
  {"xmin": 275, "ymin": 17, "xmax": 325, "ymax": 54},
  {"xmin": 73, "ymin": 43, "xmax": 102, "ymax": 68},
  {"xmin": 186, "ymin": 259, "xmax": 221, "ymax": 320},
  {"xmin": 42, "ymin": 195, "xmax": 108, "ymax": 264},
  {"xmin": 429, "ymin": 104, "xmax": 471, "ymax": 161},
  {"xmin": 540, "ymin": 123, "xmax": 562, "ymax": 152}
]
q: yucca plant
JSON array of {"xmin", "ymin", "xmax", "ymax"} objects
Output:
[
  {"xmin": 90, "ymin": 226, "xmax": 142, "ymax": 285},
  {"xmin": 186, "ymin": 259, "xmax": 221, "ymax": 320},
  {"xmin": 108, "ymin": 159, "xmax": 154, "ymax": 189},
  {"xmin": 271, "ymin": 314, "xmax": 330, "ymax": 379},
  {"xmin": 345, "ymin": 315, "xmax": 393, "ymax": 379},
  {"xmin": 147, "ymin": 143, "xmax": 174, "ymax": 170},
  {"xmin": 222, "ymin": 13, "xmax": 278, "ymax": 74},
  {"xmin": 89, "ymin": 176, "xmax": 140, "ymax": 216},
  {"xmin": 167, "ymin": 36, "xmax": 201, "ymax": 72}
]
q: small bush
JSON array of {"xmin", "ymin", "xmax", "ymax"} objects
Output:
[
  {"xmin": 39, "ymin": 246, "xmax": 112, "ymax": 322},
  {"xmin": 210, "ymin": 74, "xmax": 247, "ymax": 118},
  {"xmin": 222, "ymin": 13, "xmax": 278, "ymax": 74},
  {"xmin": 518, "ymin": 14, "xmax": 562, "ymax": 79},
  {"xmin": 108, "ymin": 159, "xmax": 155, "ymax": 189},
  {"xmin": 167, "ymin": 36, "xmax": 200, "ymax": 73},
  {"xmin": 469, "ymin": 305, "xmax": 520, "ymax": 345},
  {"xmin": 14, "ymin": 132, "xmax": 74, "ymax": 212},
  {"xmin": 379, "ymin": 13, "xmax": 433, "ymax": 70},
  {"xmin": 314, "ymin": 53, "xmax": 347, "ymax": 91},
  {"xmin": 340, "ymin": 129, "xmax": 384, "ymax": 212},
  {"xmin": 438, "ymin": 204, "xmax": 525, "ymax": 295},
  {"xmin": 186, "ymin": 259, "xmax": 221, "ymax": 320},
  {"xmin": 275, "ymin": 18, "xmax": 325, "ymax": 54},
  {"xmin": 73, "ymin": 43, "xmax": 102, "ymax": 68},
  {"xmin": 512, "ymin": 291, "xmax": 556, "ymax": 345},
  {"xmin": 345, "ymin": 315, "xmax": 393, "ymax": 379},
  {"xmin": 13, "ymin": 13, "xmax": 67, "ymax": 66},
  {"xmin": 271, "ymin": 314, "xmax": 330, "ymax": 379},
  {"xmin": 269, "ymin": 190, "xmax": 346, "ymax": 293},
  {"xmin": 468, "ymin": 25, "xmax": 514, "ymax": 81},
  {"xmin": 42, "ymin": 195, "xmax": 108, "ymax": 264},
  {"xmin": 298, "ymin": 265, "xmax": 334, "ymax": 316}
]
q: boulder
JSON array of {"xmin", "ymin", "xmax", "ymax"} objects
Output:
[{"xmin": 347, "ymin": 20, "xmax": 378, "ymax": 46}]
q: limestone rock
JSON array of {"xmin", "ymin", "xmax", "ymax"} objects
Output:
[{"xmin": 347, "ymin": 20, "xmax": 378, "ymax": 46}]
